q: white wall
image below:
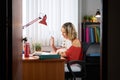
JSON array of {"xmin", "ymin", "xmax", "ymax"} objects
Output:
[
  {"xmin": 78, "ymin": 0, "xmax": 102, "ymax": 41},
  {"xmin": 82, "ymin": 0, "xmax": 102, "ymax": 17}
]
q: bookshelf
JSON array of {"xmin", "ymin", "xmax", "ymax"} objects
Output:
[
  {"xmin": 81, "ymin": 22, "xmax": 100, "ymax": 80},
  {"xmin": 81, "ymin": 22, "xmax": 100, "ymax": 44}
]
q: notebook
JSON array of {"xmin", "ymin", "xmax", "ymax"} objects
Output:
[{"xmin": 32, "ymin": 52, "xmax": 60, "ymax": 60}]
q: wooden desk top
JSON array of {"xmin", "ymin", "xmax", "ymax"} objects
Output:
[
  {"xmin": 22, "ymin": 54, "xmax": 39, "ymax": 60},
  {"xmin": 22, "ymin": 54, "xmax": 65, "ymax": 62}
]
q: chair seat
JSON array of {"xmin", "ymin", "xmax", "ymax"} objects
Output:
[{"xmin": 65, "ymin": 63, "xmax": 82, "ymax": 72}]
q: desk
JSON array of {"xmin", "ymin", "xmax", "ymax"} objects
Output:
[{"xmin": 22, "ymin": 55, "xmax": 65, "ymax": 80}]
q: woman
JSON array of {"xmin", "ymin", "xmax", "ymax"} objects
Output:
[{"xmin": 50, "ymin": 22, "xmax": 83, "ymax": 61}]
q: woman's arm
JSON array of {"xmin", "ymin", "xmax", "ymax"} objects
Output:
[
  {"xmin": 59, "ymin": 51, "xmax": 67, "ymax": 58},
  {"xmin": 50, "ymin": 36, "xmax": 57, "ymax": 52},
  {"xmin": 59, "ymin": 38, "xmax": 81, "ymax": 59}
]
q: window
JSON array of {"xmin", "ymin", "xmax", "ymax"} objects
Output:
[{"xmin": 22, "ymin": 0, "xmax": 78, "ymax": 47}]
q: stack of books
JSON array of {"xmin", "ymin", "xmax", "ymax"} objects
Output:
[{"xmin": 33, "ymin": 52, "xmax": 60, "ymax": 60}]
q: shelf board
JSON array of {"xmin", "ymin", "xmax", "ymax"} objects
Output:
[{"xmin": 82, "ymin": 22, "xmax": 100, "ymax": 25}]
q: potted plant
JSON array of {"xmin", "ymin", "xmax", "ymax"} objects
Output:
[
  {"xmin": 32, "ymin": 42, "xmax": 42, "ymax": 52},
  {"xmin": 88, "ymin": 15, "xmax": 93, "ymax": 22},
  {"xmin": 83, "ymin": 15, "xmax": 89, "ymax": 22}
]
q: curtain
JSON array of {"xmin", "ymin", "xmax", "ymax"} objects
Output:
[{"xmin": 22, "ymin": 0, "xmax": 78, "ymax": 47}]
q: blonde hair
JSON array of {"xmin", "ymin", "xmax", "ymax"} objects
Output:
[{"xmin": 62, "ymin": 22, "xmax": 77, "ymax": 41}]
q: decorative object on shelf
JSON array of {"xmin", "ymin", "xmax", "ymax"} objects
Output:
[
  {"xmin": 88, "ymin": 15, "xmax": 93, "ymax": 22},
  {"xmin": 83, "ymin": 15, "xmax": 89, "ymax": 22},
  {"xmin": 83, "ymin": 15, "xmax": 97, "ymax": 22},
  {"xmin": 92, "ymin": 16, "xmax": 97, "ymax": 22}
]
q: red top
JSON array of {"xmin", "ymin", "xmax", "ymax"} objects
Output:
[{"xmin": 65, "ymin": 46, "xmax": 83, "ymax": 61}]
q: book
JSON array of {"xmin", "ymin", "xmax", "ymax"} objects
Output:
[
  {"xmin": 86, "ymin": 27, "xmax": 90, "ymax": 43},
  {"xmin": 39, "ymin": 54, "xmax": 60, "ymax": 60},
  {"xmin": 96, "ymin": 27, "xmax": 100, "ymax": 42},
  {"xmin": 94, "ymin": 27, "xmax": 98, "ymax": 43},
  {"xmin": 90, "ymin": 27, "xmax": 94, "ymax": 43}
]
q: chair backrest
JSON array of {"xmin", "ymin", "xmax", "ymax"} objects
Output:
[
  {"xmin": 65, "ymin": 42, "xmax": 90, "ymax": 80},
  {"xmin": 81, "ymin": 42, "xmax": 91, "ymax": 61},
  {"xmin": 86, "ymin": 43, "xmax": 100, "ymax": 56},
  {"xmin": 85, "ymin": 43, "xmax": 100, "ymax": 63}
]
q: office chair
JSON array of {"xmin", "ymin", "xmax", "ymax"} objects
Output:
[{"xmin": 65, "ymin": 42, "xmax": 91, "ymax": 80}]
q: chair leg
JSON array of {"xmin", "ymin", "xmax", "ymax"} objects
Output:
[
  {"xmin": 71, "ymin": 78, "xmax": 73, "ymax": 80},
  {"xmin": 65, "ymin": 77, "xmax": 71, "ymax": 80},
  {"xmin": 82, "ymin": 77, "xmax": 86, "ymax": 80},
  {"xmin": 70, "ymin": 77, "xmax": 75, "ymax": 80},
  {"xmin": 65, "ymin": 77, "xmax": 68, "ymax": 80},
  {"xmin": 65, "ymin": 77, "xmax": 74, "ymax": 80},
  {"xmin": 69, "ymin": 78, "xmax": 74, "ymax": 80}
]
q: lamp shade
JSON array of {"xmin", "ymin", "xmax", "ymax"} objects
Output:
[
  {"xmin": 95, "ymin": 9, "xmax": 101, "ymax": 18},
  {"xmin": 39, "ymin": 15, "xmax": 47, "ymax": 25}
]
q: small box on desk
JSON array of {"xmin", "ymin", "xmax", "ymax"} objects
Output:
[{"xmin": 39, "ymin": 54, "xmax": 60, "ymax": 60}]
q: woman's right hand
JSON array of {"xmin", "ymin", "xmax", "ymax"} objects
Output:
[{"xmin": 50, "ymin": 36, "xmax": 55, "ymax": 47}]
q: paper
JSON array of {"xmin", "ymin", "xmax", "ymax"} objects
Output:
[{"xmin": 32, "ymin": 51, "xmax": 57, "ymax": 56}]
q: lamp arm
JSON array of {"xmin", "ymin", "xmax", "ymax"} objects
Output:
[{"xmin": 22, "ymin": 17, "xmax": 41, "ymax": 29}]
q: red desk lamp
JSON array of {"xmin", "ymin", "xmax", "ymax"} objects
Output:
[
  {"xmin": 22, "ymin": 14, "xmax": 47, "ymax": 29},
  {"xmin": 22, "ymin": 14, "xmax": 47, "ymax": 42}
]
